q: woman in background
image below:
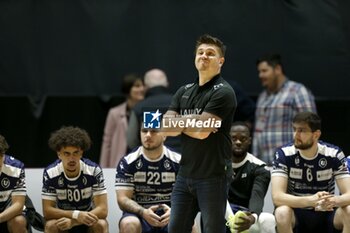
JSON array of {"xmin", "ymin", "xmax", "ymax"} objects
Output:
[{"xmin": 100, "ymin": 73, "xmax": 145, "ymax": 167}]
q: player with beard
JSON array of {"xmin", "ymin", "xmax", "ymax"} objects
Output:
[
  {"xmin": 42, "ymin": 126, "xmax": 108, "ymax": 233},
  {"xmin": 272, "ymin": 112, "xmax": 350, "ymax": 233},
  {"xmin": 225, "ymin": 122, "xmax": 275, "ymax": 233},
  {"xmin": 115, "ymin": 125, "xmax": 181, "ymax": 233}
]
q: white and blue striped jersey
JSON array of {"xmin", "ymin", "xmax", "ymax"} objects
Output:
[
  {"xmin": 42, "ymin": 158, "xmax": 106, "ymax": 211},
  {"xmin": 0, "ymin": 155, "xmax": 26, "ymax": 212},
  {"xmin": 272, "ymin": 141, "xmax": 349, "ymax": 197},
  {"xmin": 115, "ymin": 146, "xmax": 181, "ymax": 208},
  {"xmin": 346, "ymin": 156, "xmax": 350, "ymax": 174}
]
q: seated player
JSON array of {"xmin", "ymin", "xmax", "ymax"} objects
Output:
[
  {"xmin": 115, "ymin": 126, "xmax": 181, "ymax": 233},
  {"xmin": 42, "ymin": 126, "xmax": 109, "ymax": 233},
  {"xmin": 272, "ymin": 112, "xmax": 350, "ymax": 233},
  {"xmin": 0, "ymin": 134, "xmax": 27, "ymax": 233},
  {"xmin": 225, "ymin": 122, "xmax": 275, "ymax": 233}
]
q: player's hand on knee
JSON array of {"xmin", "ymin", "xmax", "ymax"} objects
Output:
[
  {"xmin": 315, "ymin": 195, "xmax": 336, "ymax": 211},
  {"xmin": 235, "ymin": 211, "xmax": 255, "ymax": 232},
  {"xmin": 56, "ymin": 217, "xmax": 73, "ymax": 231},
  {"xmin": 144, "ymin": 205, "xmax": 162, "ymax": 227},
  {"xmin": 77, "ymin": 211, "xmax": 98, "ymax": 226},
  {"xmin": 159, "ymin": 204, "xmax": 171, "ymax": 227},
  {"xmin": 311, "ymin": 191, "xmax": 333, "ymax": 208}
]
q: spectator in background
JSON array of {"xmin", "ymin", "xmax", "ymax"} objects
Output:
[
  {"xmin": 116, "ymin": 125, "xmax": 181, "ymax": 233},
  {"xmin": 42, "ymin": 126, "xmax": 108, "ymax": 233},
  {"xmin": 0, "ymin": 134, "xmax": 27, "ymax": 233},
  {"xmin": 272, "ymin": 112, "xmax": 350, "ymax": 233},
  {"xmin": 253, "ymin": 53, "xmax": 316, "ymax": 165},
  {"xmin": 225, "ymin": 122, "xmax": 275, "ymax": 233},
  {"xmin": 100, "ymin": 74, "xmax": 145, "ymax": 168},
  {"xmin": 127, "ymin": 68, "xmax": 181, "ymax": 152}
]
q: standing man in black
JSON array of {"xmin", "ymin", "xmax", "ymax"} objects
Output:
[{"xmin": 163, "ymin": 34, "xmax": 236, "ymax": 233}]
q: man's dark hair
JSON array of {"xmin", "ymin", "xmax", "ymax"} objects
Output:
[
  {"xmin": 293, "ymin": 112, "xmax": 321, "ymax": 132},
  {"xmin": 0, "ymin": 134, "xmax": 9, "ymax": 154},
  {"xmin": 231, "ymin": 121, "xmax": 251, "ymax": 136},
  {"xmin": 121, "ymin": 73, "xmax": 143, "ymax": 96},
  {"xmin": 48, "ymin": 126, "xmax": 92, "ymax": 152},
  {"xmin": 195, "ymin": 34, "xmax": 226, "ymax": 57},
  {"xmin": 256, "ymin": 53, "xmax": 283, "ymax": 69}
]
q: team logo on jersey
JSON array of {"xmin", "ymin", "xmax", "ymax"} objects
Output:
[
  {"xmin": 58, "ymin": 177, "xmax": 64, "ymax": 187},
  {"xmin": 136, "ymin": 159, "xmax": 143, "ymax": 169},
  {"xmin": 232, "ymin": 171, "xmax": 236, "ymax": 178},
  {"xmin": 337, "ymin": 152, "xmax": 345, "ymax": 161},
  {"xmin": 119, "ymin": 161, "xmax": 124, "ymax": 170},
  {"xmin": 163, "ymin": 159, "xmax": 171, "ymax": 170},
  {"xmin": 96, "ymin": 173, "xmax": 104, "ymax": 183},
  {"xmin": 319, "ymin": 158, "xmax": 327, "ymax": 168},
  {"xmin": 295, "ymin": 156, "xmax": 300, "ymax": 166},
  {"xmin": 344, "ymin": 159, "xmax": 348, "ymax": 169},
  {"xmin": 82, "ymin": 176, "xmax": 87, "ymax": 185},
  {"xmin": 185, "ymin": 83, "xmax": 194, "ymax": 89},
  {"xmin": 213, "ymin": 83, "xmax": 224, "ymax": 90},
  {"xmin": 1, "ymin": 178, "xmax": 10, "ymax": 188}
]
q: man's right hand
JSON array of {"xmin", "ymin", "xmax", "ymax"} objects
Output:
[
  {"xmin": 310, "ymin": 191, "xmax": 334, "ymax": 210},
  {"xmin": 76, "ymin": 211, "xmax": 98, "ymax": 226},
  {"xmin": 142, "ymin": 205, "xmax": 163, "ymax": 227},
  {"xmin": 56, "ymin": 217, "xmax": 74, "ymax": 231},
  {"xmin": 236, "ymin": 211, "xmax": 255, "ymax": 232}
]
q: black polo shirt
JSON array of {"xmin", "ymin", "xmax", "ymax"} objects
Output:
[{"xmin": 168, "ymin": 74, "xmax": 236, "ymax": 178}]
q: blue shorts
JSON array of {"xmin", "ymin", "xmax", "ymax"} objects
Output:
[
  {"xmin": 224, "ymin": 203, "xmax": 250, "ymax": 233},
  {"xmin": 294, "ymin": 208, "xmax": 341, "ymax": 233},
  {"xmin": 229, "ymin": 203, "xmax": 250, "ymax": 214},
  {"xmin": 120, "ymin": 209, "xmax": 168, "ymax": 233},
  {"xmin": 66, "ymin": 224, "xmax": 89, "ymax": 233},
  {"xmin": 0, "ymin": 221, "xmax": 10, "ymax": 233}
]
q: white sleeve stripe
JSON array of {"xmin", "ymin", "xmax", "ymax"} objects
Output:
[
  {"xmin": 12, "ymin": 189, "xmax": 26, "ymax": 192},
  {"xmin": 115, "ymin": 186, "xmax": 134, "ymax": 191},
  {"xmin": 42, "ymin": 195, "xmax": 56, "ymax": 201},
  {"xmin": 335, "ymin": 174, "xmax": 350, "ymax": 180},
  {"xmin": 11, "ymin": 192, "xmax": 26, "ymax": 196},
  {"xmin": 93, "ymin": 186, "xmax": 106, "ymax": 190},
  {"xmin": 271, "ymin": 172, "xmax": 288, "ymax": 178},
  {"xmin": 93, "ymin": 190, "xmax": 107, "ymax": 196}
]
